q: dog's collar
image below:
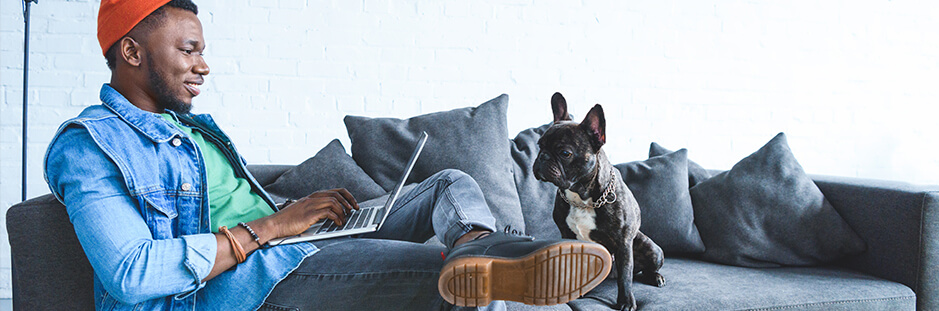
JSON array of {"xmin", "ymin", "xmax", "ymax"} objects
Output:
[{"xmin": 558, "ymin": 167, "xmax": 618, "ymax": 209}]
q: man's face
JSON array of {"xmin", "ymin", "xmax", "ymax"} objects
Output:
[{"xmin": 141, "ymin": 7, "xmax": 209, "ymax": 114}]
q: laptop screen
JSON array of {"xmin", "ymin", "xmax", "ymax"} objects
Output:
[{"xmin": 375, "ymin": 131, "xmax": 428, "ymax": 230}]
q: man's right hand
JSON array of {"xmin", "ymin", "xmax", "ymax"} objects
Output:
[
  {"xmin": 206, "ymin": 189, "xmax": 359, "ymax": 282},
  {"xmin": 253, "ymin": 188, "xmax": 360, "ymax": 242}
]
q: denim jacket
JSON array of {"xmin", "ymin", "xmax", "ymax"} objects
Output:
[{"xmin": 44, "ymin": 84, "xmax": 317, "ymax": 311}]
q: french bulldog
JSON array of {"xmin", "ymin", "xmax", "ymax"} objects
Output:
[{"xmin": 533, "ymin": 92, "xmax": 665, "ymax": 311}]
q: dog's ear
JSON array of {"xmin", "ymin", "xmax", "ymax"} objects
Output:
[
  {"xmin": 551, "ymin": 92, "xmax": 571, "ymax": 123},
  {"xmin": 580, "ymin": 104, "xmax": 606, "ymax": 150}
]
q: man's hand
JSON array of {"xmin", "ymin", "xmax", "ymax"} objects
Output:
[
  {"xmin": 205, "ymin": 189, "xmax": 358, "ymax": 282},
  {"xmin": 254, "ymin": 188, "xmax": 360, "ymax": 242}
]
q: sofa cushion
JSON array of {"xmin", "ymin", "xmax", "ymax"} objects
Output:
[
  {"xmin": 648, "ymin": 142, "xmax": 712, "ymax": 187},
  {"xmin": 505, "ymin": 301, "xmax": 571, "ymax": 311},
  {"xmin": 690, "ymin": 132, "xmax": 866, "ymax": 267},
  {"xmin": 344, "ymin": 94, "xmax": 525, "ymax": 232},
  {"xmin": 615, "ymin": 149, "xmax": 705, "ymax": 254},
  {"xmin": 509, "ymin": 123, "xmax": 561, "ymax": 239},
  {"xmin": 263, "ymin": 139, "xmax": 386, "ymax": 202},
  {"xmin": 567, "ymin": 257, "xmax": 915, "ymax": 310}
]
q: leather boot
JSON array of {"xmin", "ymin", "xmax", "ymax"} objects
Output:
[{"xmin": 438, "ymin": 232, "xmax": 612, "ymax": 307}]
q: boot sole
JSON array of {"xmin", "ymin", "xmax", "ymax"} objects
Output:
[{"xmin": 438, "ymin": 242, "xmax": 612, "ymax": 307}]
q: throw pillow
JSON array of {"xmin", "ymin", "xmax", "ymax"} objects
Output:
[
  {"xmin": 689, "ymin": 132, "xmax": 866, "ymax": 267},
  {"xmin": 616, "ymin": 149, "xmax": 706, "ymax": 254},
  {"xmin": 649, "ymin": 142, "xmax": 712, "ymax": 187},
  {"xmin": 344, "ymin": 94, "xmax": 525, "ymax": 233},
  {"xmin": 510, "ymin": 123, "xmax": 561, "ymax": 239},
  {"xmin": 263, "ymin": 139, "xmax": 386, "ymax": 202}
]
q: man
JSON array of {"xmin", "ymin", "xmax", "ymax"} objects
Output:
[{"xmin": 44, "ymin": 1, "xmax": 612, "ymax": 310}]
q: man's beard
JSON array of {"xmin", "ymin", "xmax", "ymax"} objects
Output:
[{"xmin": 147, "ymin": 54, "xmax": 192, "ymax": 115}]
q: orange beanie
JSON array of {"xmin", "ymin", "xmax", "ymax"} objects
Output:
[{"xmin": 97, "ymin": 0, "xmax": 172, "ymax": 56}]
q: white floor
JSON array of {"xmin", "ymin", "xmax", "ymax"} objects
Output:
[{"xmin": 1, "ymin": 299, "xmax": 10, "ymax": 311}]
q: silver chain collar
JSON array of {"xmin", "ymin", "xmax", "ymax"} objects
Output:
[{"xmin": 557, "ymin": 167, "xmax": 618, "ymax": 209}]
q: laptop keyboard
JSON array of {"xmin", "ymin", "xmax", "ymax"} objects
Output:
[{"xmin": 316, "ymin": 207, "xmax": 377, "ymax": 233}]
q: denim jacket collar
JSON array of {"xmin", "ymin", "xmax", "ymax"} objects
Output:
[{"xmin": 99, "ymin": 84, "xmax": 182, "ymax": 144}]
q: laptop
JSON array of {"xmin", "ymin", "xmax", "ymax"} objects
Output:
[{"xmin": 267, "ymin": 132, "xmax": 428, "ymax": 246}]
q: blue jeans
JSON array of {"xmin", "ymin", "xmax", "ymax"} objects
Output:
[{"xmin": 260, "ymin": 169, "xmax": 506, "ymax": 311}]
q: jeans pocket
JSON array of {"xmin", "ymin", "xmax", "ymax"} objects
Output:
[{"xmin": 258, "ymin": 302, "xmax": 300, "ymax": 311}]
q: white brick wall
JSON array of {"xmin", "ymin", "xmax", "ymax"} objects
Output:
[{"xmin": 2, "ymin": 0, "xmax": 938, "ymax": 299}]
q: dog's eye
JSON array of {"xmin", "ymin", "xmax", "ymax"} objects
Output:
[{"xmin": 559, "ymin": 150, "xmax": 573, "ymax": 158}]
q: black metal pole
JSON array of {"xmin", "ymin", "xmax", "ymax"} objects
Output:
[{"xmin": 22, "ymin": 0, "xmax": 37, "ymax": 202}]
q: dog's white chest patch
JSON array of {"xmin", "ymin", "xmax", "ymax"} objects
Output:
[
  {"xmin": 564, "ymin": 190, "xmax": 595, "ymax": 208},
  {"xmin": 564, "ymin": 190, "xmax": 598, "ymax": 243}
]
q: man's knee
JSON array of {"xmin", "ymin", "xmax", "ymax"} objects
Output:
[
  {"xmin": 426, "ymin": 169, "xmax": 483, "ymax": 196},
  {"xmin": 429, "ymin": 168, "xmax": 476, "ymax": 186},
  {"xmin": 433, "ymin": 169, "xmax": 472, "ymax": 184}
]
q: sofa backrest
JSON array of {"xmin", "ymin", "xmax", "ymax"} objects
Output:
[{"xmin": 245, "ymin": 164, "xmax": 293, "ymax": 188}]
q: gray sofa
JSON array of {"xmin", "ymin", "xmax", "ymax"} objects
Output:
[{"xmin": 6, "ymin": 162, "xmax": 938, "ymax": 310}]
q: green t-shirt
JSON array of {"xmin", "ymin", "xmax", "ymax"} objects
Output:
[{"xmin": 161, "ymin": 114, "xmax": 274, "ymax": 232}]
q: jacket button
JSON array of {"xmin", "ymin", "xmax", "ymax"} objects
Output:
[
  {"xmin": 181, "ymin": 183, "xmax": 192, "ymax": 191},
  {"xmin": 171, "ymin": 138, "xmax": 182, "ymax": 147}
]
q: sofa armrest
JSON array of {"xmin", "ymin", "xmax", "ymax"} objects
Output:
[
  {"xmin": 6, "ymin": 194, "xmax": 94, "ymax": 310},
  {"xmin": 814, "ymin": 175, "xmax": 939, "ymax": 311}
]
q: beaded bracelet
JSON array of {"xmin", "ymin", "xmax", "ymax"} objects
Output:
[{"xmin": 238, "ymin": 222, "xmax": 261, "ymax": 247}]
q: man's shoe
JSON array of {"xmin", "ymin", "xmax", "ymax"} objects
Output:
[{"xmin": 438, "ymin": 232, "xmax": 612, "ymax": 307}]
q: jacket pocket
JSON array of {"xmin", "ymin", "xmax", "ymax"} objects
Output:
[
  {"xmin": 139, "ymin": 191, "xmax": 179, "ymax": 219},
  {"xmin": 137, "ymin": 191, "xmax": 179, "ymax": 238}
]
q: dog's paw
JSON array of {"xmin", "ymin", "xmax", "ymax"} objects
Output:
[
  {"xmin": 652, "ymin": 273, "xmax": 666, "ymax": 287},
  {"xmin": 637, "ymin": 272, "xmax": 666, "ymax": 287},
  {"xmin": 614, "ymin": 295, "xmax": 637, "ymax": 311}
]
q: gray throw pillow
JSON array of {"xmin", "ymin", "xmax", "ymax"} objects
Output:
[
  {"xmin": 616, "ymin": 149, "xmax": 706, "ymax": 254},
  {"xmin": 510, "ymin": 123, "xmax": 561, "ymax": 239},
  {"xmin": 649, "ymin": 142, "xmax": 712, "ymax": 187},
  {"xmin": 690, "ymin": 133, "xmax": 866, "ymax": 267},
  {"xmin": 344, "ymin": 94, "xmax": 525, "ymax": 233},
  {"xmin": 263, "ymin": 139, "xmax": 386, "ymax": 202}
]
